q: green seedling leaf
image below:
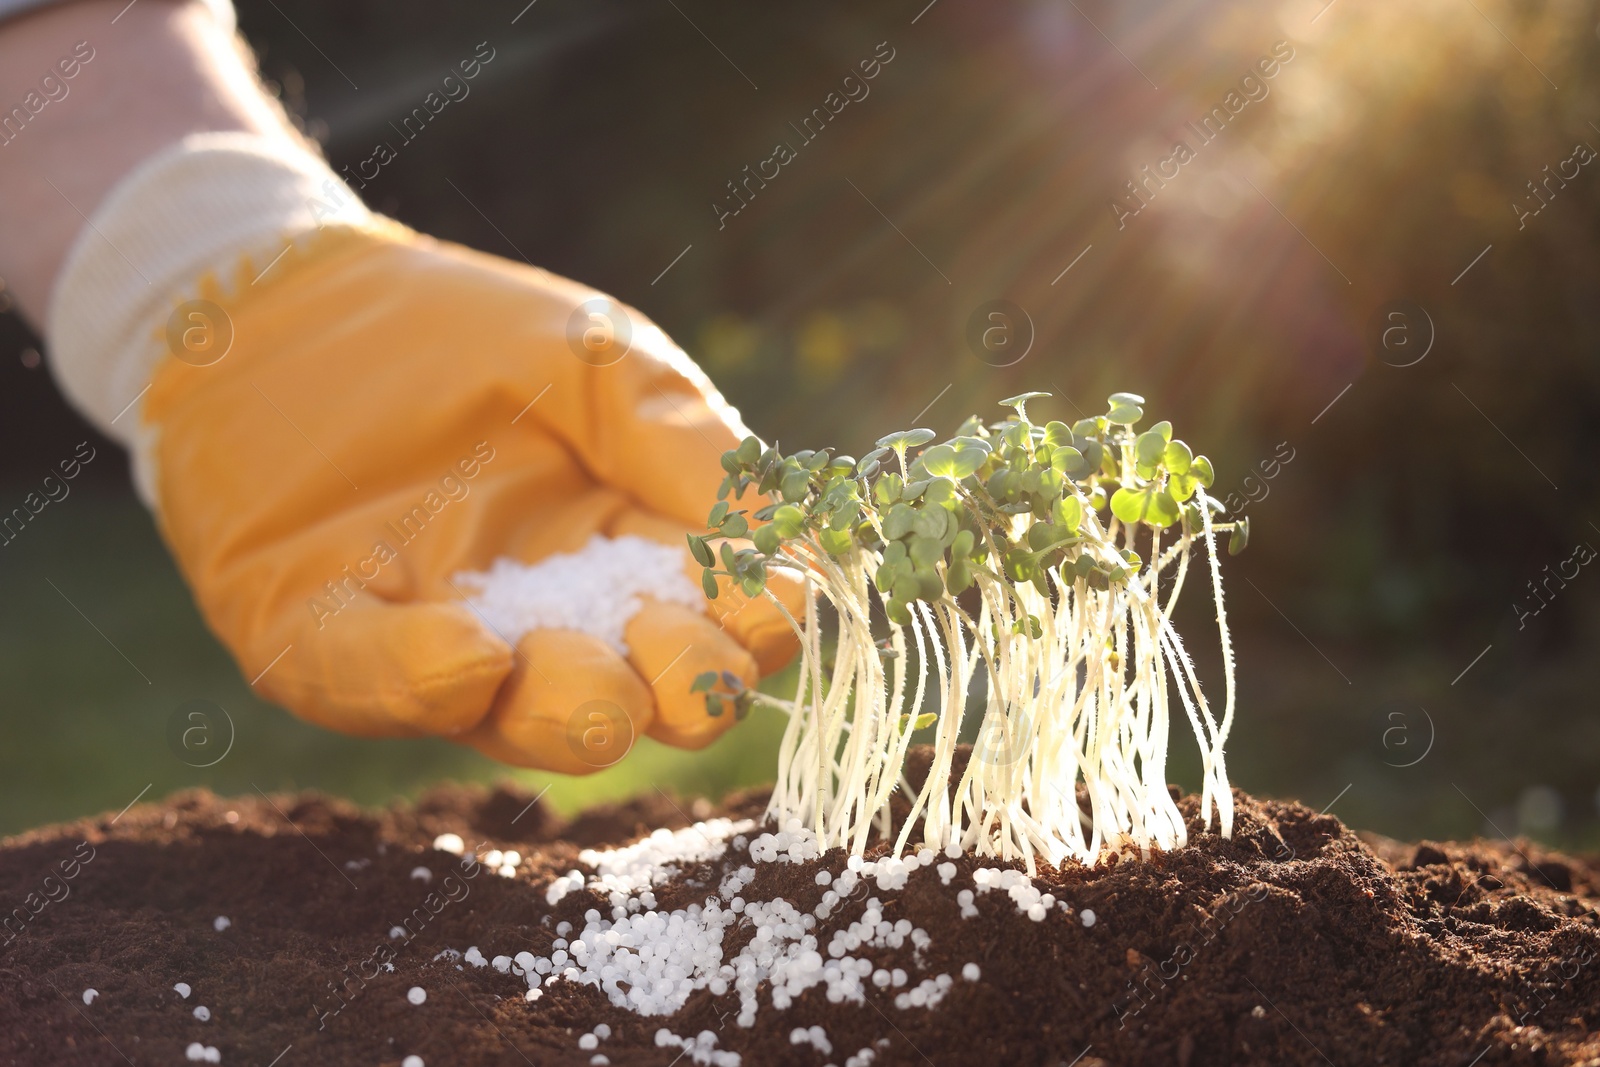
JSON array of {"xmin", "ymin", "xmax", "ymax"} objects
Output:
[
  {"xmin": 1011, "ymin": 614, "xmax": 1043, "ymax": 639},
  {"xmin": 818, "ymin": 528, "xmax": 854, "ymax": 556},
  {"xmin": 780, "ymin": 469, "xmax": 812, "ymax": 502},
  {"xmin": 1168, "ymin": 454, "xmax": 1214, "ymax": 502},
  {"xmin": 1042, "ymin": 420, "xmax": 1075, "ymax": 447},
  {"xmin": 736, "ymin": 436, "xmax": 762, "ymax": 466},
  {"xmin": 910, "ymin": 535, "xmax": 944, "ymax": 566},
  {"xmin": 922, "ymin": 477, "xmax": 956, "ymax": 507},
  {"xmin": 721, "ymin": 513, "xmax": 749, "ymax": 538},
  {"xmin": 1135, "ymin": 430, "xmax": 1167, "ymax": 466},
  {"xmin": 772, "ymin": 504, "xmax": 805, "ymax": 538},
  {"xmin": 708, "ymin": 501, "xmax": 730, "ymax": 526},
  {"xmin": 1228, "ymin": 515, "xmax": 1251, "ymax": 556},
  {"xmin": 1000, "ymin": 421, "xmax": 1031, "ymax": 450},
  {"xmin": 719, "ymin": 542, "xmax": 737, "ymax": 570},
  {"xmin": 701, "ymin": 569, "xmax": 719, "ymax": 599},
  {"xmin": 829, "ymin": 499, "xmax": 862, "ymax": 532},
  {"xmin": 876, "ymin": 428, "xmax": 937, "ymax": 451},
  {"xmin": 1054, "ymin": 495, "xmax": 1083, "ymax": 533},
  {"xmin": 1163, "ymin": 439, "xmax": 1193, "ymax": 474},
  {"xmin": 720, "ymin": 451, "xmax": 742, "ymax": 475},
  {"xmin": 1003, "ymin": 549, "xmax": 1039, "ymax": 582},
  {"xmin": 882, "ymin": 502, "xmax": 917, "ymax": 540},
  {"xmin": 946, "ymin": 557, "xmax": 973, "ymax": 594},
  {"xmin": 999, "ymin": 392, "xmax": 1050, "ymax": 421},
  {"xmin": 1049, "ymin": 445, "xmax": 1087, "ymax": 476},
  {"xmin": 1107, "ymin": 402, "xmax": 1143, "ymax": 426},
  {"xmin": 687, "ymin": 534, "xmax": 715, "ymax": 568},
  {"xmin": 1147, "ymin": 420, "xmax": 1173, "ymax": 442},
  {"xmin": 1108, "ymin": 391, "xmax": 1146, "ymax": 406},
  {"xmin": 912, "ymin": 505, "xmax": 951, "ymax": 541},
  {"xmin": 753, "ymin": 523, "xmax": 781, "ymax": 555},
  {"xmin": 899, "ymin": 712, "xmax": 938, "ymax": 734},
  {"xmin": 920, "ymin": 443, "xmax": 987, "ymax": 480},
  {"xmin": 690, "ymin": 670, "xmax": 718, "ymax": 693},
  {"xmin": 1111, "ymin": 485, "xmax": 1181, "ymax": 528},
  {"xmin": 706, "ymin": 693, "xmax": 725, "ymax": 717}
]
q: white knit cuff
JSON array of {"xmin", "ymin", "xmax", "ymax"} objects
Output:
[
  {"xmin": 0, "ymin": 0, "xmax": 235, "ymax": 32},
  {"xmin": 45, "ymin": 132, "xmax": 371, "ymax": 456}
]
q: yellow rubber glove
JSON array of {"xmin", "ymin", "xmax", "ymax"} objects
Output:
[{"xmin": 138, "ymin": 217, "xmax": 802, "ymax": 773}]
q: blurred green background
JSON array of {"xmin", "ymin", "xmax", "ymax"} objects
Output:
[{"xmin": 2, "ymin": 0, "xmax": 1597, "ymax": 848}]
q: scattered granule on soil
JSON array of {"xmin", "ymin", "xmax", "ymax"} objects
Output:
[
  {"xmin": 453, "ymin": 534, "xmax": 702, "ymax": 654},
  {"xmin": 5, "ymin": 759, "xmax": 1600, "ymax": 1066}
]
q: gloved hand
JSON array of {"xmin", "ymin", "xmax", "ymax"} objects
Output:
[{"xmin": 50, "ymin": 137, "xmax": 803, "ymax": 774}]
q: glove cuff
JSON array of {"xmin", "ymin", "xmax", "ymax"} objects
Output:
[{"xmin": 45, "ymin": 132, "xmax": 370, "ymax": 477}]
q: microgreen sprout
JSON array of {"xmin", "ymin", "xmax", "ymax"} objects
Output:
[{"xmin": 694, "ymin": 392, "xmax": 1246, "ymax": 870}]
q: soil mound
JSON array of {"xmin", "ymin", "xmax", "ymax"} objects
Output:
[{"xmin": 2, "ymin": 769, "xmax": 1598, "ymax": 1066}]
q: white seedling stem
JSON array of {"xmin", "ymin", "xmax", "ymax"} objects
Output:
[{"xmin": 762, "ymin": 494, "xmax": 1236, "ymax": 868}]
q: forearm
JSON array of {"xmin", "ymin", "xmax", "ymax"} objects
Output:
[{"xmin": 0, "ymin": 0, "xmax": 301, "ymax": 327}]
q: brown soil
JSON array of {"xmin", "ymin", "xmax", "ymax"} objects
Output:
[{"xmin": 3, "ymin": 758, "xmax": 1599, "ymax": 1067}]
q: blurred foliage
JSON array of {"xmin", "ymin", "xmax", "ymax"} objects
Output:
[{"xmin": 1, "ymin": 0, "xmax": 1598, "ymax": 848}]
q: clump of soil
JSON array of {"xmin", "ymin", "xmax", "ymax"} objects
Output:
[{"xmin": 3, "ymin": 756, "xmax": 1599, "ymax": 1066}]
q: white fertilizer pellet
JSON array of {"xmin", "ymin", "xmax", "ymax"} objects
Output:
[
  {"xmin": 789, "ymin": 1025, "xmax": 832, "ymax": 1055},
  {"xmin": 410, "ymin": 866, "xmax": 432, "ymax": 882},
  {"xmin": 1080, "ymin": 908, "xmax": 1097, "ymax": 927},
  {"xmin": 407, "ymin": 986, "xmax": 427, "ymax": 1005},
  {"xmin": 962, "ymin": 963, "xmax": 981, "ymax": 981},
  {"xmin": 390, "ymin": 926, "xmax": 406, "ymax": 939},
  {"xmin": 453, "ymin": 535, "xmax": 703, "ymax": 655},
  {"xmin": 594, "ymin": 1023, "xmax": 611, "ymax": 1039},
  {"xmin": 546, "ymin": 818, "xmax": 753, "ymax": 907},
  {"xmin": 212, "ymin": 916, "xmax": 230, "ymax": 932},
  {"xmin": 173, "ymin": 982, "xmax": 191, "ymax": 998},
  {"xmin": 590, "ymin": 1057, "xmax": 610, "ymax": 1066},
  {"xmin": 432, "ymin": 833, "xmax": 465, "ymax": 855},
  {"xmin": 402, "ymin": 1057, "xmax": 424, "ymax": 1067},
  {"xmin": 655, "ymin": 1028, "xmax": 740, "ymax": 1067},
  {"xmin": 185, "ymin": 1044, "xmax": 220, "ymax": 1062},
  {"xmin": 81, "ymin": 989, "xmax": 97, "ymax": 1005},
  {"xmin": 193, "ymin": 1005, "xmax": 210, "ymax": 1021},
  {"xmin": 517, "ymin": 818, "xmax": 974, "ymax": 1034},
  {"xmin": 971, "ymin": 867, "xmax": 1057, "ymax": 922},
  {"xmin": 579, "ymin": 1033, "xmax": 598, "ymax": 1050}
]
